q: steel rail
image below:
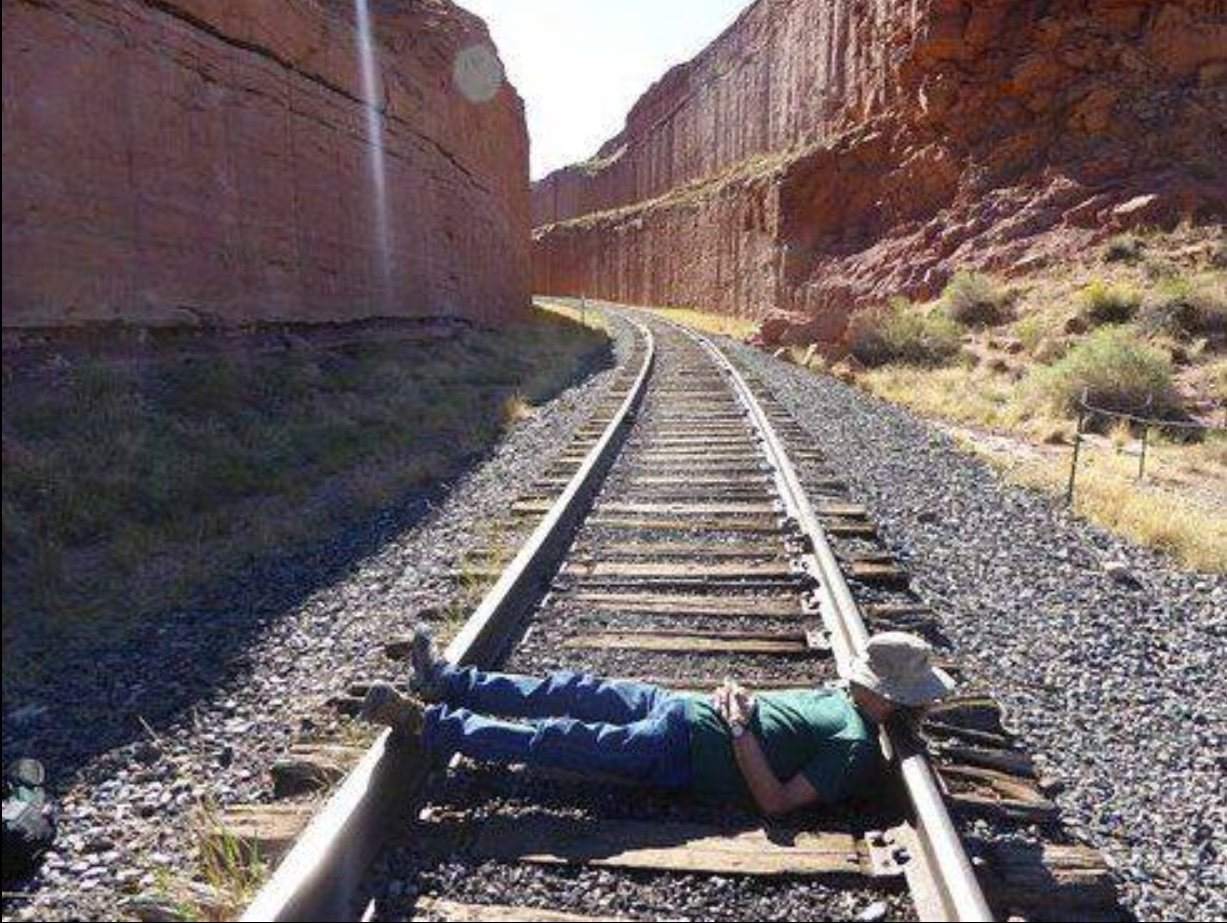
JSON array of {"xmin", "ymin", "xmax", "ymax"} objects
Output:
[
  {"xmin": 241, "ymin": 318, "xmax": 656, "ymax": 922},
  {"xmin": 673, "ymin": 320, "xmax": 994, "ymax": 923}
]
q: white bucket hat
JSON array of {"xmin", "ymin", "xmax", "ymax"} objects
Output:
[{"xmin": 848, "ymin": 631, "xmax": 955, "ymax": 707}]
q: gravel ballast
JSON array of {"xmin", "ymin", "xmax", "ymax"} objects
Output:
[
  {"xmin": 0, "ymin": 315, "xmax": 636, "ymax": 923},
  {"xmin": 726, "ymin": 341, "xmax": 1226, "ymax": 922}
]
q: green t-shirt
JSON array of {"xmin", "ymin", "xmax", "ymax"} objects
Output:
[{"xmin": 684, "ymin": 688, "xmax": 880, "ymax": 805}]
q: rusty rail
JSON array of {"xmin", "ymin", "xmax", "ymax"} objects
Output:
[{"xmin": 240, "ymin": 318, "xmax": 655, "ymax": 922}]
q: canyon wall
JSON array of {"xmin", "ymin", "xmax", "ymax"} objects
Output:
[
  {"xmin": 533, "ymin": 0, "xmax": 925, "ymax": 228},
  {"xmin": 533, "ymin": 0, "xmax": 1227, "ymax": 342},
  {"xmin": 3, "ymin": 0, "xmax": 530, "ymax": 329}
]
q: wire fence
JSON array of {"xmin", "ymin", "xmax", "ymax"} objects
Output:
[{"xmin": 1065, "ymin": 389, "xmax": 1225, "ymax": 505}]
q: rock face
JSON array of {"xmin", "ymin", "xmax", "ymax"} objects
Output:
[
  {"xmin": 3, "ymin": 0, "xmax": 530, "ymax": 328},
  {"xmin": 533, "ymin": 0, "xmax": 1227, "ymax": 342}
]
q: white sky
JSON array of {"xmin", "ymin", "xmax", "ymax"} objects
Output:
[{"xmin": 457, "ymin": 0, "xmax": 756, "ymax": 179}]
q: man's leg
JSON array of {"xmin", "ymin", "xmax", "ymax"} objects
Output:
[
  {"xmin": 425, "ymin": 699, "xmax": 691, "ymax": 788},
  {"xmin": 408, "ymin": 624, "xmax": 671, "ymax": 723},
  {"xmin": 433, "ymin": 666, "xmax": 674, "ymax": 725}
]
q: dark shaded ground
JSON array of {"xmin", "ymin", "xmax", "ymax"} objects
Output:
[{"xmin": 1, "ymin": 312, "xmax": 631, "ymax": 922}]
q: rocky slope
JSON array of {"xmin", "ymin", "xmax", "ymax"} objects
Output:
[
  {"xmin": 533, "ymin": 0, "xmax": 1227, "ymax": 343},
  {"xmin": 3, "ymin": 0, "xmax": 529, "ymax": 328}
]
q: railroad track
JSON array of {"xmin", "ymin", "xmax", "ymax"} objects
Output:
[{"xmin": 232, "ymin": 305, "xmax": 1119, "ymax": 922}]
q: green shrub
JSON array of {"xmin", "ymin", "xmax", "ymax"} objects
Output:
[
  {"xmin": 942, "ymin": 271, "xmax": 1013, "ymax": 326},
  {"xmin": 848, "ymin": 298, "xmax": 964, "ymax": 367},
  {"xmin": 1077, "ymin": 279, "xmax": 1141, "ymax": 325},
  {"xmin": 1137, "ymin": 274, "xmax": 1227, "ymax": 338},
  {"xmin": 1103, "ymin": 234, "xmax": 1144, "ymax": 263},
  {"xmin": 1035, "ymin": 325, "xmax": 1178, "ymax": 417},
  {"xmin": 1014, "ymin": 312, "xmax": 1059, "ymax": 355}
]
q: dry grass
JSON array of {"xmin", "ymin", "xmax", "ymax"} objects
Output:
[
  {"xmin": 3, "ymin": 309, "xmax": 609, "ymax": 685},
  {"xmin": 848, "ymin": 298, "xmax": 964, "ymax": 367},
  {"xmin": 964, "ymin": 436, "xmax": 1227, "ymax": 573},
  {"xmin": 832, "ymin": 225, "xmax": 1225, "ymax": 571},
  {"xmin": 859, "ymin": 364, "xmax": 1037, "ymax": 431},
  {"xmin": 942, "ymin": 271, "xmax": 1014, "ymax": 326},
  {"xmin": 642, "ymin": 305, "xmax": 759, "ymax": 340},
  {"xmin": 502, "ymin": 392, "xmax": 535, "ymax": 424},
  {"xmin": 535, "ymin": 298, "xmax": 613, "ymax": 334}
]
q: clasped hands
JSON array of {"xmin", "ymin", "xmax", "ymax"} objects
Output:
[{"xmin": 711, "ymin": 678, "xmax": 757, "ymax": 732}]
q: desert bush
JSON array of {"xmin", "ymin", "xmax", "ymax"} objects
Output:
[
  {"xmin": 1035, "ymin": 325, "xmax": 1178, "ymax": 417},
  {"xmin": 1103, "ymin": 233, "xmax": 1144, "ymax": 263},
  {"xmin": 1077, "ymin": 279, "xmax": 1141, "ymax": 325},
  {"xmin": 942, "ymin": 271, "xmax": 1013, "ymax": 326},
  {"xmin": 848, "ymin": 298, "xmax": 964, "ymax": 367},
  {"xmin": 1212, "ymin": 238, "xmax": 1227, "ymax": 270},
  {"xmin": 1137, "ymin": 274, "xmax": 1227, "ymax": 338}
]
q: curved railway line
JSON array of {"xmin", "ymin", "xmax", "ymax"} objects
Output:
[{"xmin": 232, "ymin": 305, "xmax": 1120, "ymax": 922}]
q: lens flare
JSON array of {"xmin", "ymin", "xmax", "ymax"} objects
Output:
[
  {"xmin": 453, "ymin": 44, "xmax": 503, "ymax": 104},
  {"xmin": 355, "ymin": 0, "xmax": 393, "ymax": 308}
]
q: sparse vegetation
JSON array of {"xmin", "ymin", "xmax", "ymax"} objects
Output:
[
  {"xmin": 2, "ymin": 308, "xmax": 609, "ymax": 670},
  {"xmin": 1104, "ymin": 233, "xmax": 1144, "ymax": 263},
  {"xmin": 1034, "ymin": 325, "xmax": 1177, "ymax": 417},
  {"xmin": 1137, "ymin": 274, "xmax": 1227, "ymax": 338},
  {"xmin": 642, "ymin": 305, "xmax": 759, "ymax": 339},
  {"xmin": 848, "ymin": 297, "xmax": 964, "ymax": 367},
  {"xmin": 942, "ymin": 271, "xmax": 1013, "ymax": 326},
  {"xmin": 829, "ymin": 226, "xmax": 1225, "ymax": 571},
  {"xmin": 1078, "ymin": 279, "xmax": 1141, "ymax": 325},
  {"xmin": 965, "ymin": 434, "xmax": 1227, "ymax": 573},
  {"xmin": 195, "ymin": 802, "xmax": 267, "ymax": 920},
  {"xmin": 622, "ymin": 231, "xmax": 1226, "ymax": 571}
]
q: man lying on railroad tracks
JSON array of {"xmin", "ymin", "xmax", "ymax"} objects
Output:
[{"xmin": 361, "ymin": 630, "xmax": 954, "ymax": 816}]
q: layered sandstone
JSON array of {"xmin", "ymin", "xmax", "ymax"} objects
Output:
[
  {"xmin": 3, "ymin": 0, "xmax": 529, "ymax": 328},
  {"xmin": 533, "ymin": 0, "xmax": 1227, "ymax": 342}
]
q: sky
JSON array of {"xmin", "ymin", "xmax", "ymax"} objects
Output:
[{"xmin": 457, "ymin": 0, "xmax": 756, "ymax": 179}]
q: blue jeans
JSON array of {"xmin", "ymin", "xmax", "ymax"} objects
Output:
[{"xmin": 422, "ymin": 667, "xmax": 692, "ymax": 789}]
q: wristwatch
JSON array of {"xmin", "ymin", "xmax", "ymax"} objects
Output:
[{"xmin": 729, "ymin": 721, "xmax": 746, "ymax": 739}]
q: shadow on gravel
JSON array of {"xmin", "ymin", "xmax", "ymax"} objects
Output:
[
  {"xmin": 1, "ymin": 326, "xmax": 615, "ymax": 788},
  {"xmin": 3, "ymin": 458, "xmax": 459, "ymax": 782}
]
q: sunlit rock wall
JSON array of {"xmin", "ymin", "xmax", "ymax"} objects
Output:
[
  {"xmin": 3, "ymin": 0, "xmax": 530, "ymax": 328},
  {"xmin": 533, "ymin": 0, "xmax": 1226, "ymax": 341}
]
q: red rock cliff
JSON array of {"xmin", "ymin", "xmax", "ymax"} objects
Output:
[
  {"xmin": 533, "ymin": 0, "xmax": 1226, "ymax": 339},
  {"xmin": 3, "ymin": 0, "xmax": 530, "ymax": 328}
]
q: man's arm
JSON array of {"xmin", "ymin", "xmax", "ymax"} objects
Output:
[
  {"xmin": 731, "ymin": 732, "xmax": 821, "ymax": 817},
  {"xmin": 712, "ymin": 680, "xmax": 822, "ymax": 817}
]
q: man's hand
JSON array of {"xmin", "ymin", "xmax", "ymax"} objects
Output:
[
  {"xmin": 711, "ymin": 681, "xmax": 822, "ymax": 816},
  {"xmin": 711, "ymin": 679, "xmax": 756, "ymax": 729}
]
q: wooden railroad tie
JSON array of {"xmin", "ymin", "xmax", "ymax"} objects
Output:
[
  {"xmin": 565, "ymin": 560, "xmax": 804, "ymax": 582},
  {"xmin": 562, "ymin": 628, "xmax": 826, "ymax": 657},
  {"xmin": 564, "ymin": 591, "xmax": 802, "ymax": 617},
  {"xmin": 417, "ymin": 815, "xmax": 875, "ymax": 879},
  {"xmin": 410, "ymin": 897, "xmax": 629, "ymax": 922},
  {"xmin": 587, "ymin": 515, "xmax": 782, "ymax": 534}
]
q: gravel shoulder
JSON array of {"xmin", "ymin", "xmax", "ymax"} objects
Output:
[
  {"xmin": 726, "ymin": 340, "xmax": 1226, "ymax": 922},
  {"xmin": 1, "ymin": 316, "xmax": 636, "ymax": 923}
]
